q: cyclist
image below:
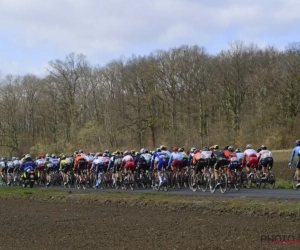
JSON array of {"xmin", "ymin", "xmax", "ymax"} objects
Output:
[
  {"xmin": 168, "ymin": 147, "xmax": 184, "ymax": 173},
  {"xmin": 257, "ymin": 145, "xmax": 273, "ymax": 179},
  {"xmin": 227, "ymin": 146, "xmax": 241, "ymax": 182},
  {"xmin": 44, "ymin": 157, "xmax": 54, "ymax": 186},
  {"xmin": 135, "ymin": 152, "xmax": 148, "ymax": 179},
  {"xmin": 20, "ymin": 154, "xmax": 36, "ymax": 181},
  {"xmin": 188, "ymin": 147, "xmax": 196, "ymax": 167},
  {"xmin": 120, "ymin": 151, "xmax": 135, "ymax": 173},
  {"xmin": 74, "ymin": 152, "xmax": 88, "ymax": 182},
  {"xmin": 288, "ymin": 140, "xmax": 300, "ymax": 188},
  {"xmin": 91, "ymin": 153, "xmax": 106, "ymax": 188},
  {"xmin": 108, "ymin": 151, "xmax": 123, "ymax": 187},
  {"xmin": 242, "ymin": 144, "xmax": 258, "ymax": 177},
  {"xmin": 151, "ymin": 148, "xmax": 168, "ymax": 187},
  {"xmin": 211, "ymin": 145, "xmax": 228, "ymax": 185},
  {"xmin": 50, "ymin": 154, "xmax": 59, "ymax": 172},
  {"xmin": 35, "ymin": 155, "xmax": 45, "ymax": 182},
  {"xmin": 201, "ymin": 146, "xmax": 212, "ymax": 160},
  {"xmin": 12, "ymin": 157, "xmax": 21, "ymax": 184},
  {"xmin": 0, "ymin": 157, "xmax": 8, "ymax": 184},
  {"xmin": 179, "ymin": 148, "xmax": 189, "ymax": 167},
  {"xmin": 235, "ymin": 148, "xmax": 244, "ymax": 163},
  {"xmin": 6, "ymin": 159, "xmax": 15, "ymax": 186},
  {"xmin": 141, "ymin": 149, "xmax": 152, "ymax": 167},
  {"xmin": 223, "ymin": 145, "xmax": 231, "ymax": 158},
  {"xmin": 60, "ymin": 155, "xmax": 72, "ymax": 186},
  {"xmin": 192, "ymin": 148, "xmax": 209, "ymax": 180}
]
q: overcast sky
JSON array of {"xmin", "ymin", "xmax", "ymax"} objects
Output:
[{"xmin": 0, "ymin": 0, "xmax": 299, "ymax": 76}]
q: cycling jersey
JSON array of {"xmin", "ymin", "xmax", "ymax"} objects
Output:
[{"xmin": 242, "ymin": 149, "xmax": 258, "ymax": 167}]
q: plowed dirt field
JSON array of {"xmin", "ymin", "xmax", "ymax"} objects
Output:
[{"xmin": 0, "ymin": 198, "xmax": 299, "ymax": 250}]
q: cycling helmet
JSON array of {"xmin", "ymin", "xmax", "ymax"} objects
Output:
[
  {"xmin": 213, "ymin": 145, "xmax": 219, "ymax": 150},
  {"xmin": 115, "ymin": 150, "xmax": 120, "ymax": 155},
  {"xmin": 224, "ymin": 145, "xmax": 229, "ymax": 150},
  {"xmin": 257, "ymin": 148, "xmax": 262, "ymax": 153},
  {"xmin": 228, "ymin": 146, "xmax": 234, "ymax": 152},
  {"xmin": 12, "ymin": 157, "xmax": 16, "ymax": 161},
  {"xmin": 103, "ymin": 153, "xmax": 108, "ymax": 157},
  {"xmin": 61, "ymin": 155, "xmax": 66, "ymax": 160},
  {"xmin": 140, "ymin": 148, "xmax": 145, "ymax": 153},
  {"xmin": 179, "ymin": 148, "xmax": 184, "ymax": 152},
  {"xmin": 156, "ymin": 148, "xmax": 161, "ymax": 152},
  {"xmin": 160, "ymin": 145, "xmax": 166, "ymax": 150},
  {"xmin": 173, "ymin": 147, "xmax": 179, "ymax": 152},
  {"xmin": 296, "ymin": 140, "xmax": 300, "ymax": 146},
  {"xmin": 190, "ymin": 147, "xmax": 196, "ymax": 153},
  {"xmin": 261, "ymin": 145, "xmax": 267, "ymax": 150},
  {"xmin": 1, "ymin": 157, "xmax": 7, "ymax": 161},
  {"xmin": 52, "ymin": 154, "xmax": 56, "ymax": 158},
  {"xmin": 104, "ymin": 149, "xmax": 109, "ymax": 154},
  {"xmin": 202, "ymin": 146, "xmax": 210, "ymax": 151},
  {"xmin": 79, "ymin": 149, "xmax": 83, "ymax": 153},
  {"xmin": 74, "ymin": 151, "xmax": 78, "ymax": 155},
  {"xmin": 144, "ymin": 149, "xmax": 149, "ymax": 153},
  {"xmin": 246, "ymin": 144, "xmax": 252, "ymax": 149},
  {"xmin": 130, "ymin": 150, "xmax": 136, "ymax": 156},
  {"xmin": 25, "ymin": 154, "xmax": 31, "ymax": 159},
  {"xmin": 235, "ymin": 148, "xmax": 241, "ymax": 153},
  {"xmin": 46, "ymin": 153, "xmax": 50, "ymax": 157}
]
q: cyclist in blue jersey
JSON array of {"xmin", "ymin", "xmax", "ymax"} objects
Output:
[
  {"xmin": 151, "ymin": 148, "xmax": 168, "ymax": 187},
  {"xmin": 289, "ymin": 140, "xmax": 300, "ymax": 188}
]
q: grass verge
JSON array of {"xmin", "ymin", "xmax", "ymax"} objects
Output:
[
  {"xmin": 0, "ymin": 187, "xmax": 300, "ymax": 218},
  {"xmin": 275, "ymin": 178, "xmax": 293, "ymax": 189}
]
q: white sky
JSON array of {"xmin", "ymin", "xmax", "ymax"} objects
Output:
[{"xmin": 0, "ymin": 0, "xmax": 299, "ymax": 76}]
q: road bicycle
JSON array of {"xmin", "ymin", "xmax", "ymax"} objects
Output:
[
  {"xmin": 153, "ymin": 168, "xmax": 168, "ymax": 192},
  {"xmin": 209, "ymin": 165, "xmax": 228, "ymax": 194},
  {"xmin": 256, "ymin": 166, "xmax": 275, "ymax": 189}
]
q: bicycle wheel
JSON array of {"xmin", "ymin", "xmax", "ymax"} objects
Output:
[
  {"xmin": 171, "ymin": 174, "xmax": 177, "ymax": 189},
  {"xmin": 227, "ymin": 174, "xmax": 232, "ymax": 191},
  {"xmin": 220, "ymin": 173, "xmax": 228, "ymax": 194},
  {"xmin": 255, "ymin": 172, "xmax": 262, "ymax": 189},
  {"xmin": 75, "ymin": 177, "xmax": 81, "ymax": 189},
  {"xmin": 240, "ymin": 170, "xmax": 247, "ymax": 188},
  {"xmin": 209, "ymin": 173, "xmax": 216, "ymax": 193},
  {"xmin": 234, "ymin": 172, "xmax": 241, "ymax": 191},
  {"xmin": 162, "ymin": 173, "xmax": 169, "ymax": 192},
  {"xmin": 200, "ymin": 173, "xmax": 208, "ymax": 192},
  {"xmin": 267, "ymin": 172, "xmax": 275, "ymax": 189},
  {"xmin": 98, "ymin": 173, "xmax": 105, "ymax": 189},
  {"xmin": 246, "ymin": 173, "xmax": 254, "ymax": 189},
  {"xmin": 292, "ymin": 172, "xmax": 297, "ymax": 190},
  {"xmin": 190, "ymin": 174, "xmax": 197, "ymax": 192}
]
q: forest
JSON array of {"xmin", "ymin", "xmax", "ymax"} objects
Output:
[{"xmin": 0, "ymin": 41, "xmax": 299, "ymax": 156}]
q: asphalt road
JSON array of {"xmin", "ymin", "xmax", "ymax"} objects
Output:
[{"xmin": 47, "ymin": 185, "xmax": 300, "ymax": 199}]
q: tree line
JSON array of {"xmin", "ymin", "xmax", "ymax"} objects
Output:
[{"xmin": 0, "ymin": 41, "xmax": 299, "ymax": 156}]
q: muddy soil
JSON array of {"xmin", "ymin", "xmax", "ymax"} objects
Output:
[{"xmin": 0, "ymin": 199, "xmax": 299, "ymax": 250}]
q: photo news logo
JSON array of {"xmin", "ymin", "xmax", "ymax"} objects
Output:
[{"xmin": 261, "ymin": 235, "xmax": 300, "ymax": 244}]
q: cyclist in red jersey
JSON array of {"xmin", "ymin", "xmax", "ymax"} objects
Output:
[{"xmin": 242, "ymin": 144, "xmax": 258, "ymax": 177}]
